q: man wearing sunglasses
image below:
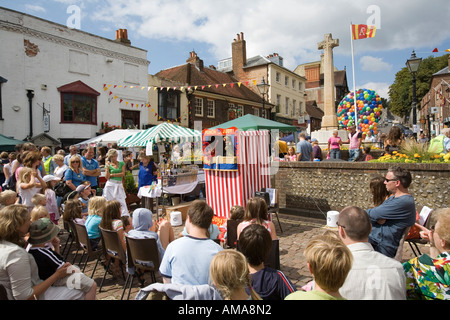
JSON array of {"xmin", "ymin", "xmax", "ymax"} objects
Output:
[{"xmin": 366, "ymin": 166, "xmax": 416, "ymax": 259}]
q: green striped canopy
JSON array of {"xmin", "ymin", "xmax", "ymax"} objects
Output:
[{"xmin": 117, "ymin": 122, "xmax": 202, "ymax": 147}]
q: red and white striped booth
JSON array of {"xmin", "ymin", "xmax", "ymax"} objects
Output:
[{"xmin": 203, "ymin": 128, "xmax": 271, "ymax": 218}]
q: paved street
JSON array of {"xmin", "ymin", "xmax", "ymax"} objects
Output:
[{"xmin": 59, "ymin": 211, "xmax": 428, "ymax": 300}]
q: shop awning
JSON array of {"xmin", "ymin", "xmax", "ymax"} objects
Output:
[
  {"xmin": 117, "ymin": 123, "xmax": 202, "ymax": 147},
  {"xmin": 209, "ymin": 114, "xmax": 297, "ymax": 132},
  {"xmin": 0, "ymin": 134, "xmax": 26, "ymax": 151},
  {"xmin": 75, "ymin": 129, "xmax": 142, "ymax": 149}
]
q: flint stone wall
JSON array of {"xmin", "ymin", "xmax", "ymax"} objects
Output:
[{"xmin": 272, "ymin": 161, "xmax": 450, "ymax": 219}]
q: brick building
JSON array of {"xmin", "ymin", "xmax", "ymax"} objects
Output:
[
  {"xmin": 420, "ymin": 55, "xmax": 450, "ymax": 136},
  {"xmin": 155, "ymin": 51, "xmax": 270, "ymax": 130},
  {"xmin": 217, "ymin": 33, "xmax": 307, "ymax": 131}
]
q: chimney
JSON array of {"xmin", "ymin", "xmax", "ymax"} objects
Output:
[
  {"xmin": 186, "ymin": 51, "xmax": 204, "ymax": 71},
  {"xmin": 232, "ymin": 32, "xmax": 246, "ymax": 78},
  {"xmin": 115, "ymin": 29, "xmax": 131, "ymax": 45}
]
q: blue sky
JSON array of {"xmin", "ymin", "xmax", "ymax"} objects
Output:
[{"xmin": 2, "ymin": 0, "xmax": 450, "ymax": 99}]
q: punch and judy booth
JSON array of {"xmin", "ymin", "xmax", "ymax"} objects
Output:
[
  {"xmin": 203, "ymin": 114, "xmax": 297, "ymax": 219},
  {"xmin": 203, "ymin": 126, "xmax": 271, "ymax": 219}
]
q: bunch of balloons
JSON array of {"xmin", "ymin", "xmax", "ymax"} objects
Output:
[{"xmin": 337, "ymin": 89, "xmax": 383, "ymax": 135}]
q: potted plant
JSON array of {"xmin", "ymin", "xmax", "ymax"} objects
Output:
[{"xmin": 124, "ymin": 171, "xmax": 140, "ymax": 208}]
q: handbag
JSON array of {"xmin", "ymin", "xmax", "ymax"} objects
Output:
[
  {"xmin": 54, "ymin": 180, "xmax": 71, "ymax": 197},
  {"xmin": 54, "ymin": 169, "xmax": 71, "ymax": 197}
]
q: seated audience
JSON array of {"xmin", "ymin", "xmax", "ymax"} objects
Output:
[
  {"xmin": 337, "ymin": 206, "xmax": 406, "ymax": 300},
  {"xmin": 28, "ymin": 218, "xmax": 97, "ymax": 300},
  {"xmin": 369, "ymin": 175, "xmax": 390, "ymax": 207},
  {"xmin": 209, "ymin": 249, "xmax": 261, "ymax": 300},
  {"xmin": 0, "ymin": 204, "xmax": 86, "ymax": 300},
  {"xmin": 159, "ymin": 200, "xmax": 223, "ymax": 285},
  {"xmin": 366, "ymin": 166, "xmax": 416, "ymax": 258},
  {"xmin": 237, "ymin": 197, "xmax": 277, "ymax": 240},
  {"xmin": 62, "ymin": 199, "xmax": 85, "ymax": 225},
  {"xmin": 285, "ymin": 234, "xmax": 352, "ymax": 300},
  {"xmin": 403, "ymin": 208, "xmax": 450, "ymax": 300},
  {"xmin": 84, "ymin": 196, "xmax": 106, "ymax": 250},
  {"xmin": 238, "ymin": 224, "xmax": 296, "ymax": 299},
  {"xmin": 0, "ymin": 189, "xmax": 18, "ymax": 208}
]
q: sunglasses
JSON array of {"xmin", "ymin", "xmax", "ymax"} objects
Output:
[
  {"xmin": 72, "ymin": 161, "xmax": 80, "ymax": 163},
  {"xmin": 384, "ymin": 178, "xmax": 398, "ymax": 183}
]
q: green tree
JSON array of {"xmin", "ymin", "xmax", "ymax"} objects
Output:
[{"xmin": 388, "ymin": 54, "xmax": 449, "ymax": 117}]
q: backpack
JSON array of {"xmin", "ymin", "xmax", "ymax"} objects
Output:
[{"xmin": 428, "ymin": 135, "xmax": 445, "ymax": 154}]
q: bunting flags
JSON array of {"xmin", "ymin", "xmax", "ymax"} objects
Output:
[
  {"xmin": 432, "ymin": 48, "xmax": 450, "ymax": 53},
  {"xmin": 103, "ymin": 79, "xmax": 256, "ymax": 95},
  {"xmin": 351, "ymin": 24, "xmax": 376, "ymax": 40}
]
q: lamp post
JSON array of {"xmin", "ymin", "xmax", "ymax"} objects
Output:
[
  {"xmin": 257, "ymin": 77, "xmax": 270, "ymax": 118},
  {"xmin": 406, "ymin": 50, "xmax": 422, "ymax": 138}
]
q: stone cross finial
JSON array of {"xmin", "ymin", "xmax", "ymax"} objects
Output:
[{"xmin": 318, "ymin": 33, "xmax": 339, "ymax": 130}]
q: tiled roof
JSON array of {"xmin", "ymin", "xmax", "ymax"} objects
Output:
[{"xmin": 156, "ymin": 63, "xmax": 264, "ymax": 103}]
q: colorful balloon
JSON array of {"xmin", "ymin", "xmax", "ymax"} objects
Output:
[{"xmin": 337, "ymin": 88, "xmax": 383, "ymax": 135}]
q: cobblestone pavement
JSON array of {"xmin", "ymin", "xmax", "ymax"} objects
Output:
[{"xmin": 59, "ymin": 212, "xmax": 429, "ymax": 300}]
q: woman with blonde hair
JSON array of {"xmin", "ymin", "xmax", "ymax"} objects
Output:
[
  {"xmin": 0, "ymin": 204, "xmax": 86, "ymax": 300},
  {"xmin": 102, "ymin": 149, "xmax": 129, "ymax": 217},
  {"xmin": 209, "ymin": 249, "xmax": 261, "ymax": 300},
  {"xmin": 65, "ymin": 155, "xmax": 86, "ymax": 191}
]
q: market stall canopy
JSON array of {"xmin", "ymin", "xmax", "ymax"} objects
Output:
[
  {"xmin": 75, "ymin": 129, "xmax": 142, "ymax": 149},
  {"xmin": 117, "ymin": 122, "xmax": 202, "ymax": 147},
  {"xmin": 209, "ymin": 114, "xmax": 297, "ymax": 132},
  {"xmin": 0, "ymin": 134, "xmax": 26, "ymax": 151}
]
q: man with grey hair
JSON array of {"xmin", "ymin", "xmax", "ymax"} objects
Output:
[{"xmin": 337, "ymin": 206, "xmax": 406, "ymax": 300}]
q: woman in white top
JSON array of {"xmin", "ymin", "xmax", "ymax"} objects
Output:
[{"xmin": 52, "ymin": 154, "xmax": 68, "ymax": 179}]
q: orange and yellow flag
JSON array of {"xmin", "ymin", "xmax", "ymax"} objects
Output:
[{"xmin": 352, "ymin": 24, "xmax": 376, "ymax": 40}]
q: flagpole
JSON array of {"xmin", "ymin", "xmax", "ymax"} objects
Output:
[{"xmin": 350, "ymin": 23, "xmax": 357, "ymax": 130}]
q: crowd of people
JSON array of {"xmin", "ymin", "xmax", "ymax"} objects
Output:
[
  {"xmin": 276, "ymin": 125, "xmax": 450, "ymax": 163},
  {"xmin": 0, "ymin": 141, "xmax": 448, "ymax": 301}
]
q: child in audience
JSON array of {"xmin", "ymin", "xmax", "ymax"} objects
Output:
[
  {"xmin": 31, "ymin": 205, "xmax": 51, "ymax": 222},
  {"xmin": 239, "ymin": 224, "xmax": 296, "ymax": 299},
  {"xmin": 18, "ymin": 167, "xmax": 46, "ymax": 211},
  {"xmin": 76, "ymin": 182, "xmax": 91, "ymax": 214},
  {"xmin": 237, "ymin": 197, "xmax": 277, "ymax": 240},
  {"xmin": 285, "ymin": 234, "xmax": 352, "ymax": 300},
  {"xmin": 42, "ymin": 175, "xmax": 61, "ymax": 225},
  {"xmin": 209, "ymin": 249, "xmax": 261, "ymax": 300},
  {"xmin": 0, "ymin": 189, "xmax": 18, "ymax": 208},
  {"xmin": 27, "ymin": 218, "xmax": 97, "ymax": 300},
  {"xmin": 62, "ymin": 200, "xmax": 85, "ymax": 225},
  {"xmin": 84, "ymin": 196, "xmax": 106, "ymax": 250}
]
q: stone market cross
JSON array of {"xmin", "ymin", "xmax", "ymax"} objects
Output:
[{"xmin": 318, "ymin": 33, "xmax": 339, "ymax": 130}]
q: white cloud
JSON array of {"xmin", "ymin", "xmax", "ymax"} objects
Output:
[
  {"xmin": 24, "ymin": 4, "xmax": 46, "ymax": 13},
  {"xmin": 88, "ymin": 0, "xmax": 450, "ymax": 62},
  {"xmin": 360, "ymin": 56, "xmax": 392, "ymax": 72}
]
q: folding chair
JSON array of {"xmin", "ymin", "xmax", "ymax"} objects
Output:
[
  {"xmin": 61, "ymin": 220, "xmax": 74, "ymax": 258},
  {"xmin": 237, "ymin": 239, "xmax": 280, "ymax": 270},
  {"xmin": 124, "ymin": 236, "xmax": 161, "ymax": 300},
  {"xmin": 73, "ymin": 222, "xmax": 103, "ymax": 277},
  {"xmin": 260, "ymin": 188, "xmax": 283, "ymax": 233},
  {"xmin": 225, "ymin": 219, "xmax": 241, "ymax": 249},
  {"xmin": 394, "ymin": 226, "xmax": 411, "ymax": 262},
  {"xmin": 99, "ymin": 227, "xmax": 127, "ymax": 293},
  {"xmin": 67, "ymin": 220, "xmax": 82, "ymax": 263}
]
